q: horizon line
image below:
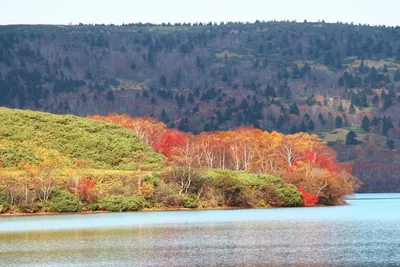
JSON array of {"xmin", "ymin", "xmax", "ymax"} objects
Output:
[{"xmin": 1, "ymin": 19, "xmax": 399, "ymax": 28}]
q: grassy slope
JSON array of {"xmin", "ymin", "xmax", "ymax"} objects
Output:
[{"xmin": 0, "ymin": 107, "xmax": 163, "ymax": 170}]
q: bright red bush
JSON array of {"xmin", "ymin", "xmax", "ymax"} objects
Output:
[
  {"xmin": 75, "ymin": 178, "xmax": 97, "ymax": 202},
  {"xmin": 298, "ymin": 187, "xmax": 318, "ymax": 207}
]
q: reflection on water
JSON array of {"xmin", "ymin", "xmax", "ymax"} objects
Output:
[{"xmin": 0, "ymin": 194, "xmax": 399, "ymax": 266}]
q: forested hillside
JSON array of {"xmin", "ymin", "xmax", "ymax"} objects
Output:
[
  {"xmin": 0, "ymin": 21, "xmax": 399, "ymax": 191},
  {"xmin": 0, "ymin": 108, "xmax": 357, "ymax": 214}
]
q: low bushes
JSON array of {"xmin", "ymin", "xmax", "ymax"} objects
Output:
[
  {"xmin": 182, "ymin": 194, "xmax": 198, "ymax": 208},
  {"xmin": 201, "ymin": 169, "xmax": 302, "ymax": 207},
  {"xmin": 100, "ymin": 195, "xmax": 145, "ymax": 212},
  {"xmin": 50, "ymin": 189, "xmax": 81, "ymax": 212},
  {"xmin": 151, "ymin": 181, "xmax": 184, "ymax": 207}
]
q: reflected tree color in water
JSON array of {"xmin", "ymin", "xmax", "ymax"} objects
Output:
[{"xmin": 0, "ymin": 194, "xmax": 399, "ymax": 266}]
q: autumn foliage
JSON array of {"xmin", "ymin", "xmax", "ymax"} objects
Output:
[
  {"xmin": 75, "ymin": 178, "xmax": 97, "ymax": 202},
  {"xmin": 91, "ymin": 114, "xmax": 358, "ymax": 205},
  {"xmin": 298, "ymin": 187, "xmax": 318, "ymax": 207},
  {"xmin": 153, "ymin": 133, "xmax": 184, "ymax": 157}
]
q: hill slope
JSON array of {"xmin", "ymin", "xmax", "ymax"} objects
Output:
[
  {"xmin": 0, "ymin": 107, "xmax": 162, "ymax": 169},
  {"xmin": 0, "ymin": 108, "xmax": 307, "ymax": 214}
]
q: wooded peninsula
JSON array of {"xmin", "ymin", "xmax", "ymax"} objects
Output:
[{"xmin": 0, "ymin": 108, "xmax": 358, "ymax": 214}]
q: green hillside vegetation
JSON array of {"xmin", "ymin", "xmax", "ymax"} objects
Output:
[
  {"xmin": 0, "ymin": 108, "xmax": 302, "ymax": 214},
  {"xmin": 0, "ymin": 107, "xmax": 162, "ymax": 169}
]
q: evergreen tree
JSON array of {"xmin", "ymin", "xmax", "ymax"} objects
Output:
[
  {"xmin": 360, "ymin": 93, "xmax": 369, "ymax": 107},
  {"xmin": 289, "ymin": 103, "xmax": 300, "ymax": 115},
  {"xmin": 160, "ymin": 74, "xmax": 167, "ymax": 87},
  {"xmin": 178, "ymin": 94, "xmax": 185, "ymax": 106},
  {"xmin": 324, "ymin": 51, "xmax": 333, "ymax": 66},
  {"xmin": 394, "ymin": 69, "xmax": 400, "ymax": 82},
  {"xmin": 351, "ymin": 92, "xmax": 360, "ymax": 106},
  {"xmin": 160, "ymin": 109, "xmax": 170, "ymax": 123},
  {"xmin": 349, "ymin": 104, "xmax": 356, "ymax": 114},
  {"xmin": 383, "ymin": 96, "xmax": 393, "ymax": 110},
  {"xmin": 276, "ymin": 115, "xmax": 286, "ymax": 129},
  {"xmin": 64, "ymin": 57, "xmax": 72, "ymax": 69},
  {"xmin": 346, "ymin": 130, "xmax": 359, "ymax": 145},
  {"xmin": 372, "ymin": 94, "xmax": 379, "ymax": 107},
  {"xmin": 188, "ymin": 92, "xmax": 194, "ymax": 104},
  {"xmin": 308, "ymin": 120, "xmax": 315, "ymax": 132},
  {"xmin": 106, "ymin": 90, "xmax": 115, "ymax": 102},
  {"xmin": 361, "ymin": 116, "xmax": 370, "ymax": 132},
  {"xmin": 335, "ymin": 116, "xmax": 343, "ymax": 128},
  {"xmin": 318, "ymin": 113, "xmax": 325, "ymax": 125},
  {"xmin": 178, "ymin": 117, "xmax": 189, "ymax": 132},
  {"xmin": 339, "ymin": 75, "xmax": 345, "ymax": 87},
  {"xmin": 387, "ymin": 140, "xmax": 395, "ymax": 150},
  {"xmin": 81, "ymin": 93, "xmax": 87, "ymax": 103},
  {"xmin": 239, "ymin": 99, "xmax": 249, "ymax": 109},
  {"xmin": 299, "ymin": 121, "xmax": 307, "ymax": 132},
  {"xmin": 337, "ymin": 102, "xmax": 344, "ymax": 112},
  {"xmin": 382, "ymin": 117, "xmax": 394, "ymax": 134},
  {"xmin": 264, "ymin": 84, "xmax": 277, "ymax": 98},
  {"xmin": 194, "ymin": 87, "xmax": 200, "ymax": 97},
  {"xmin": 192, "ymin": 105, "xmax": 200, "ymax": 114}
]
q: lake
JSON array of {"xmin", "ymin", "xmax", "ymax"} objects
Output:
[{"xmin": 0, "ymin": 193, "xmax": 399, "ymax": 266}]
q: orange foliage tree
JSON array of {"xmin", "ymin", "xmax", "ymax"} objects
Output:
[{"xmin": 91, "ymin": 114, "xmax": 358, "ymax": 204}]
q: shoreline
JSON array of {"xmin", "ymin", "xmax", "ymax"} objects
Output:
[
  {"xmin": 0, "ymin": 194, "xmax": 366, "ymax": 218},
  {"xmin": 0, "ymin": 204, "xmax": 334, "ymax": 218},
  {"xmin": 0, "ymin": 207, "xmax": 264, "ymax": 217}
]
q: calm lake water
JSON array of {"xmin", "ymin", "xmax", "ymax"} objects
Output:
[{"xmin": 0, "ymin": 193, "xmax": 399, "ymax": 266}]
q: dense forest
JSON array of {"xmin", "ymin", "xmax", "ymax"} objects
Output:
[
  {"xmin": 0, "ymin": 21, "xmax": 399, "ymax": 191},
  {"xmin": 0, "ymin": 108, "xmax": 357, "ymax": 214}
]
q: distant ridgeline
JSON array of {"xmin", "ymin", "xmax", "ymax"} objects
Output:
[
  {"xmin": 0, "ymin": 21, "xmax": 399, "ymax": 192},
  {"xmin": 0, "ymin": 108, "xmax": 357, "ymax": 214}
]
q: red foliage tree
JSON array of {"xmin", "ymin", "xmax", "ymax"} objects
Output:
[
  {"xmin": 152, "ymin": 133, "xmax": 184, "ymax": 157},
  {"xmin": 75, "ymin": 178, "xmax": 97, "ymax": 202},
  {"xmin": 298, "ymin": 187, "xmax": 318, "ymax": 207},
  {"xmin": 303, "ymin": 149, "xmax": 338, "ymax": 172}
]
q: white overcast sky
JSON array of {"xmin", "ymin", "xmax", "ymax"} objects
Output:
[{"xmin": 0, "ymin": 0, "xmax": 399, "ymax": 26}]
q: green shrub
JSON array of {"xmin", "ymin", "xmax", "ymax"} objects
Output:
[
  {"xmin": 275, "ymin": 184, "xmax": 302, "ymax": 207},
  {"xmin": 19, "ymin": 204, "xmax": 41, "ymax": 213},
  {"xmin": 0, "ymin": 190, "xmax": 9, "ymax": 206},
  {"xmin": 100, "ymin": 195, "xmax": 145, "ymax": 212},
  {"xmin": 0, "ymin": 192, "xmax": 10, "ymax": 213},
  {"xmin": 183, "ymin": 194, "xmax": 198, "ymax": 208},
  {"xmin": 50, "ymin": 189, "xmax": 82, "ymax": 212},
  {"xmin": 87, "ymin": 202, "xmax": 101, "ymax": 211},
  {"xmin": 36, "ymin": 202, "xmax": 51, "ymax": 212},
  {"xmin": 202, "ymin": 169, "xmax": 301, "ymax": 207},
  {"xmin": 152, "ymin": 182, "xmax": 183, "ymax": 207},
  {"xmin": 0, "ymin": 146, "xmax": 39, "ymax": 167},
  {"xmin": 144, "ymin": 174, "xmax": 163, "ymax": 186}
]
